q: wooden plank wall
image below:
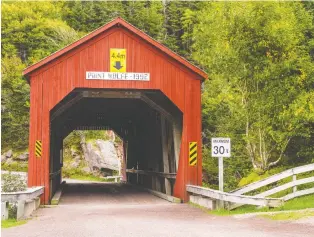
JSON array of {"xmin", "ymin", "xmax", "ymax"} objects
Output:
[{"xmin": 28, "ymin": 26, "xmax": 202, "ymax": 203}]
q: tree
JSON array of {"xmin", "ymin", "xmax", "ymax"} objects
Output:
[
  {"xmin": 1, "ymin": 56, "xmax": 29, "ymax": 151},
  {"xmin": 1, "ymin": 1, "xmax": 79, "ymax": 64},
  {"xmin": 1, "ymin": 1, "xmax": 79, "ymax": 151},
  {"xmin": 193, "ymin": 2, "xmax": 314, "ymax": 172}
]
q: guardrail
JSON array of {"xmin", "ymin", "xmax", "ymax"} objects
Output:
[
  {"xmin": 229, "ymin": 163, "xmax": 314, "ymax": 209},
  {"xmin": 1, "ymin": 186, "xmax": 44, "ymax": 220},
  {"xmin": 187, "ymin": 163, "xmax": 314, "ymax": 210},
  {"xmin": 187, "ymin": 185, "xmax": 283, "ymax": 209}
]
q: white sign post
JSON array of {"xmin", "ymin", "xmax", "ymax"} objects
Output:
[{"xmin": 211, "ymin": 138, "xmax": 231, "ymax": 209}]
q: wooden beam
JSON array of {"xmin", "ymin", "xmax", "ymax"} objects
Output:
[
  {"xmin": 51, "ymin": 92, "xmax": 83, "ymax": 121},
  {"xmin": 83, "ymin": 90, "xmax": 141, "ymax": 99},
  {"xmin": 172, "ymin": 122, "xmax": 181, "ymax": 171},
  {"xmin": 140, "ymin": 94, "xmax": 174, "ymax": 122},
  {"xmin": 161, "ymin": 115, "xmax": 171, "ymax": 195},
  {"xmin": 126, "ymin": 169, "xmax": 176, "ymax": 179}
]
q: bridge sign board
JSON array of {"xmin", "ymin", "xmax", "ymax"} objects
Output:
[{"xmin": 86, "ymin": 72, "xmax": 150, "ymax": 81}]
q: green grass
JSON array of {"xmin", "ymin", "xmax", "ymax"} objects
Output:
[
  {"xmin": 65, "ymin": 173, "xmax": 108, "ymax": 182},
  {"xmin": 1, "ymin": 219, "xmax": 28, "ymax": 228},
  {"xmin": 204, "ymin": 194, "xmax": 314, "ymax": 216},
  {"xmin": 261, "ymin": 210, "xmax": 314, "ymax": 220},
  {"xmin": 1, "ymin": 161, "xmax": 28, "ymax": 172},
  {"xmin": 63, "ymin": 172, "xmax": 115, "ymax": 182}
]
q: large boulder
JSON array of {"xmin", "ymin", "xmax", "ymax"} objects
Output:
[
  {"xmin": 96, "ymin": 140, "xmax": 120, "ymax": 171},
  {"xmin": 6, "ymin": 150, "xmax": 13, "ymax": 158},
  {"xmin": 84, "ymin": 140, "xmax": 120, "ymax": 171},
  {"xmin": 1, "ymin": 150, "xmax": 13, "ymax": 163},
  {"xmin": 15, "ymin": 152, "xmax": 29, "ymax": 161}
]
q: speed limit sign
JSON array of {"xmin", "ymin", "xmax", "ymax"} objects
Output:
[
  {"xmin": 211, "ymin": 137, "xmax": 231, "ymax": 196},
  {"xmin": 211, "ymin": 138, "xmax": 231, "ymax": 157}
]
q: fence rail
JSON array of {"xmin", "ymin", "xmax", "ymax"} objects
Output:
[
  {"xmin": 187, "ymin": 185, "xmax": 283, "ymax": 208},
  {"xmin": 232, "ymin": 163, "xmax": 314, "ymax": 195},
  {"xmin": 229, "ymin": 163, "xmax": 314, "ymax": 209},
  {"xmin": 187, "ymin": 163, "xmax": 314, "ymax": 210}
]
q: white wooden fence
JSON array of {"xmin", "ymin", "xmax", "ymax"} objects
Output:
[
  {"xmin": 187, "ymin": 185, "xmax": 283, "ymax": 208},
  {"xmin": 187, "ymin": 163, "xmax": 314, "ymax": 210}
]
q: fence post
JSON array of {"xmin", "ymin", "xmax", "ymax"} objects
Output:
[{"xmin": 293, "ymin": 174, "xmax": 297, "ymax": 196}]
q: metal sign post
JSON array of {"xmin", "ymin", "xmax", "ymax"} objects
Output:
[
  {"xmin": 218, "ymin": 157, "xmax": 223, "ymax": 192},
  {"xmin": 211, "ymin": 138, "xmax": 231, "ymax": 209}
]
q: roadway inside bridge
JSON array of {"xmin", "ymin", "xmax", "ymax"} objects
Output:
[{"xmin": 60, "ymin": 180, "xmax": 167, "ymax": 205}]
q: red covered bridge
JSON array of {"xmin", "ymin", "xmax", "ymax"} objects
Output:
[{"xmin": 23, "ymin": 18, "xmax": 207, "ymax": 204}]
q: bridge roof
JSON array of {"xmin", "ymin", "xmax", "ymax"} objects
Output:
[{"xmin": 23, "ymin": 17, "xmax": 207, "ymax": 80}]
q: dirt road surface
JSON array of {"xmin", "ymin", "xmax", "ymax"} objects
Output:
[{"xmin": 2, "ymin": 181, "xmax": 314, "ymax": 237}]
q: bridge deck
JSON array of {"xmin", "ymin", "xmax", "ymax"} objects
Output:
[{"xmin": 60, "ymin": 181, "xmax": 167, "ymax": 205}]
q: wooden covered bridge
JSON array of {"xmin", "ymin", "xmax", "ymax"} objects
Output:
[{"xmin": 23, "ymin": 18, "xmax": 207, "ymax": 204}]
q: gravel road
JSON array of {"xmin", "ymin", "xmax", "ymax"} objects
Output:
[{"xmin": 2, "ymin": 181, "xmax": 314, "ymax": 237}]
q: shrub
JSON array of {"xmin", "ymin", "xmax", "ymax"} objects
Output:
[
  {"xmin": 1, "ymin": 173, "xmax": 27, "ymax": 192},
  {"xmin": 8, "ymin": 203, "xmax": 17, "ymax": 219}
]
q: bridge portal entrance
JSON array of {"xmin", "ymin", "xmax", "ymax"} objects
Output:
[{"xmin": 23, "ymin": 18, "xmax": 207, "ymax": 204}]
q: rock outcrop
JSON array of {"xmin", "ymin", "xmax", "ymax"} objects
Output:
[
  {"xmin": 82, "ymin": 140, "xmax": 120, "ymax": 173},
  {"xmin": 1, "ymin": 150, "xmax": 13, "ymax": 162},
  {"xmin": 15, "ymin": 152, "xmax": 29, "ymax": 161}
]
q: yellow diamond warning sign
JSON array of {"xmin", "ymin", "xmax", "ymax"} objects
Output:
[{"xmin": 110, "ymin": 48, "xmax": 126, "ymax": 72}]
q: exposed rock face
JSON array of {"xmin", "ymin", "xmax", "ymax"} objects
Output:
[
  {"xmin": 84, "ymin": 140, "xmax": 120, "ymax": 172},
  {"xmin": 64, "ymin": 132, "xmax": 122, "ymax": 177}
]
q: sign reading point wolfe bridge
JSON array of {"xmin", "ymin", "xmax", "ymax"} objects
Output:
[{"xmin": 86, "ymin": 72, "xmax": 150, "ymax": 81}]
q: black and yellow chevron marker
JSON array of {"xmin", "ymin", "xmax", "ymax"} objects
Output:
[
  {"xmin": 35, "ymin": 140, "xmax": 42, "ymax": 157},
  {"xmin": 189, "ymin": 142, "xmax": 197, "ymax": 166}
]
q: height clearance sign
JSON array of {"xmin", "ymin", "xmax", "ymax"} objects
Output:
[
  {"xmin": 110, "ymin": 48, "xmax": 126, "ymax": 72},
  {"xmin": 86, "ymin": 48, "xmax": 150, "ymax": 81}
]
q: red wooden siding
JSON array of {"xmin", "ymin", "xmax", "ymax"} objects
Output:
[{"xmin": 24, "ymin": 18, "xmax": 206, "ymax": 204}]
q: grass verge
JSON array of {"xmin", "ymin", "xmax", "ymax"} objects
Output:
[
  {"xmin": 197, "ymin": 194, "xmax": 314, "ymax": 216},
  {"xmin": 261, "ymin": 210, "xmax": 314, "ymax": 220},
  {"xmin": 1, "ymin": 219, "xmax": 28, "ymax": 228}
]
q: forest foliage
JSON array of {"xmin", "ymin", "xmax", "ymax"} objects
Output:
[{"xmin": 1, "ymin": 1, "xmax": 314, "ymax": 190}]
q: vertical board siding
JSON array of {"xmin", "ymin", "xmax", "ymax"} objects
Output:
[{"xmin": 28, "ymin": 26, "xmax": 203, "ymax": 203}]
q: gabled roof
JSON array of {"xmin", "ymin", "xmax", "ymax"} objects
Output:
[{"xmin": 23, "ymin": 17, "xmax": 207, "ymax": 80}]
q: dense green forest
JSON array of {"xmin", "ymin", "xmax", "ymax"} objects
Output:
[{"xmin": 1, "ymin": 1, "xmax": 314, "ymax": 190}]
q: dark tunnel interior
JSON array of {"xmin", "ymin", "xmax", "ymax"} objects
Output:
[{"xmin": 49, "ymin": 89, "xmax": 183, "ymax": 199}]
